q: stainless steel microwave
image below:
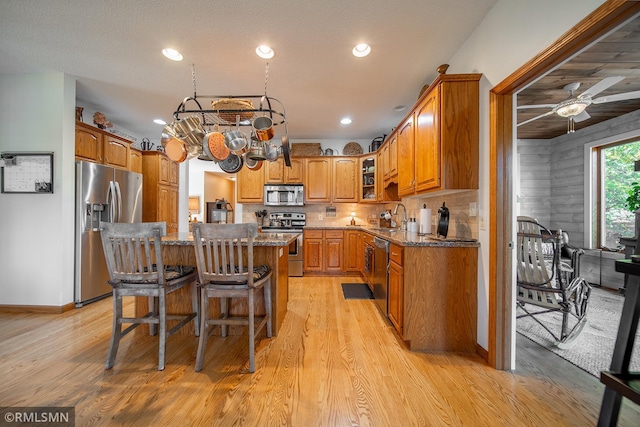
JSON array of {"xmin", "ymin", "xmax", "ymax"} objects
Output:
[{"xmin": 264, "ymin": 184, "xmax": 304, "ymax": 206}]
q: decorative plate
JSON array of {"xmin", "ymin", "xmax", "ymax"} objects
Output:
[{"xmin": 343, "ymin": 141, "xmax": 363, "ymax": 155}]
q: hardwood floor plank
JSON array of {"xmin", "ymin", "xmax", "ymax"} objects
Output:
[{"xmin": 1, "ymin": 276, "xmax": 639, "ymax": 426}]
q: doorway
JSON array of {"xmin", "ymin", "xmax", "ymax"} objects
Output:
[{"xmin": 490, "ymin": 1, "xmax": 640, "ymax": 369}]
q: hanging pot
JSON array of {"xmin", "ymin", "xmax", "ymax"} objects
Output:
[
  {"xmin": 437, "ymin": 202, "xmax": 449, "ymax": 238},
  {"xmin": 163, "ymin": 137, "xmax": 188, "ymax": 163},
  {"xmin": 252, "ymin": 116, "xmax": 275, "ymax": 141},
  {"xmin": 218, "ymin": 153, "xmax": 243, "ymax": 174},
  {"xmin": 281, "ymin": 135, "xmax": 291, "ymax": 167},
  {"xmin": 204, "ymin": 130, "xmax": 229, "ymax": 161},
  {"xmin": 244, "ymin": 154, "xmax": 264, "ymax": 171},
  {"xmin": 224, "ymin": 129, "xmax": 248, "ymax": 152},
  {"xmin": 248, "ymin": 137, "xmax": 267, "ymax": 160},
  {"xmin": 264, "ymin": 142, "xmax": 279, "ymax": 161}
]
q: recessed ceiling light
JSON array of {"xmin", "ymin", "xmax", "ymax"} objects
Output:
[
  {"xmin": 256, "ymin": 45, "xmax": 275, "ymax": 59},
  {"xmin": 352, "ymin": 43, "xmax": 371, "ymax": 58},
  {"xmin": 154, "ymin": 119, "xmax": 167, "ymax": 125},
  {"xmin": 162, "ymin": 48, "xmax": 183, "ymax": 61},
  {"xmin": 341, "ymin": 117, "xmax": 352, "ymax": 125},
  {"xmin": 393, "ymin": 105, "xmax": 407, "ymax": 112}
]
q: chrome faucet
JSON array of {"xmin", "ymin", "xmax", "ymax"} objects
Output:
[{"xmin": 393, "ymin": 203, "xmax": 408, "ymax": 231}]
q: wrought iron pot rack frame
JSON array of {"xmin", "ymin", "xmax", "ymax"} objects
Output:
[{"xmin": 172, "ymin": 94, "xmax": 287, "ymax": 131}]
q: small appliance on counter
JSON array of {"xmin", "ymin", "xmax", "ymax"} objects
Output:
[
  {"xmin": 206, "ymin": 199, "xmax": 234, "ymax": 223},
  {"xmin": 437, "ymin": 202, "xmax": 449, "ymax": 238}
]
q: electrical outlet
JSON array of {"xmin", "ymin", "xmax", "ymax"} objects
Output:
[
  {"xmin": 469, "ymin": 202, "xmax": 477, "ymax": 217},
  {"xmin": 318, "ymin": 214, "xmax": 323, "ymax": 221}
]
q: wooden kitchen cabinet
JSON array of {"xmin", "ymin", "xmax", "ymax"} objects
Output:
[
  {"xmin": 129, "ymin": 148, "xmax": 143, "ymax": 173},
  {"xmin": 303, "ymin": 229, "xmax": 345, "ymax": 274},
  {"xmin": 303, "ymin": 230, "xmax": 324, "ymax": 272},
  {"xmin": 360, "ymin": 156, "xmax": 377, "ymax": 203},
  {"xmin": 142, "ymin": 151, "xmax": 179, "ymax": 233},
  {"xmin": 332, "ymin": 157, "xmax": 358, "ymax": 202},
  {"xmin": 388, "ymin": 244, "xmax": 404, "ymax": 335},
  {"xmin": 412, "ymin": 74, "xmax": 480, "ymax": 195},
  {"xmin": 401, "ymin": 245, "xmax": 478, "ymax": 352},
  {"xmin": 397, "ymin": 113, "xmax": 416, "ymax": 197},
  {"xmin": 75, "ymin": 122, "xmax": 103, "ymax": 163},
  {"xmin": 325, "ymin": 230, "xmax": 344, "ymax": 272},
  {"xmin": 75, "ymin": 122, "xmax": 133, "ymax": 171},
  {"xmin": 304, "ymin": 158, "xmax": 331, "ymax": 203},
  {"xmin": 103, "ymin": 134, "xmax": 130, "ymax": 170},
  {"xmin": 264, "ymin": 157, "xmax": 304, "ymax": 183},
  {"xmin": 350, "ymin": 231, "xmax": 363, "ymax": 274},
  {"xmin": 237, "ymin": 165, "xmax": 265, "ymax": 203},
  {"xmin": 414, "ymin": 88, "xmax": 440, "ymax": 192}
]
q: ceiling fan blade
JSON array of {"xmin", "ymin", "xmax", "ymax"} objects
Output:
[
  {"xmin": 592, "ymin": 90, "xmax": 640, "ymax": 104},
  {"xmin": 573, "ymin": 110, "xmax": 591, "ymax": 123},
  {"xmin": 517, "ymin": 110, "xmax": 554, "ymax": 127},
  {"xmin": 516, "ymin": 104, "xmax": 556, "ymax": 110},
  {"xmin": 579, "ymin": 75, "xmax": 624, "ymax": 99}
]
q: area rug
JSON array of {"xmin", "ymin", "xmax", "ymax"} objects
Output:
[
  {"xmin": 516, "ymin": 286, "xmax": 640, "ymax": 377},
  {"xmin": 341, "ymin": 283, "xmax": 373, "ymax": 300}
]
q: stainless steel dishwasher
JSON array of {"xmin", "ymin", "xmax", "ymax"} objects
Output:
[{"xmin": 373, "ymin": 236, "xmax": 390, "ymax": 317}]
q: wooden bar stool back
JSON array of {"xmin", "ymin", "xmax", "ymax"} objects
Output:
[
  {"xmin": 100, "ymin": 221, "xmax": 199, "ymax": 371},
  {"xmin": 192, "ymin": 222, "xmax": 272, "ymax": 373}
]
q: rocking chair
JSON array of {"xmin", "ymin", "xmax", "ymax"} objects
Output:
[{"xmin": 516, "ymin": 216, "xmax": 592, "ymax": 348}]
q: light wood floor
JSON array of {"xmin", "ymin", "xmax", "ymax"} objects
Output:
[{"xmin": 1, "ymin": 276, "xmax": 639, "ymax": 426}]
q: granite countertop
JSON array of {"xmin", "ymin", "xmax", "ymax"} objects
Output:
[
  {"xmin": 303, "ymin": 225, "xmax": 480, "ymax": 248},
  {"xmin": 162, "ymin": 232, "xmax": 300, "ymax": 247}
]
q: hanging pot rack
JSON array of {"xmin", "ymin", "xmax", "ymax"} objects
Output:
[
  {"xmin": 162, "ymin": 63, "xmax": 291, "ymax": 171},
  {"xmin": 171, "ymin": 94, "xmax": 287, "ymax": 129}
]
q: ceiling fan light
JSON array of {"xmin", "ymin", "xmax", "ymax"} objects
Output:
[{"xmin": 555, "ymin": 100, "xmax": 589, "ymax": 117}]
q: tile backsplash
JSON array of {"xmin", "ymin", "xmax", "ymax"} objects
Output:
[{"xmin": 240, "ymin": 189, "xmax": 478, "ymax": 239}]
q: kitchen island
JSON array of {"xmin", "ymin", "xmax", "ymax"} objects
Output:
[{"xmin": 135, "ymin": 231, "xmax": 298, "ymax": 336}]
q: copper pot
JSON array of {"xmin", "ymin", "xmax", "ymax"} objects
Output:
[{"xmin": 252, "ymin": 116, "xmax": 274, "ymax": 141}]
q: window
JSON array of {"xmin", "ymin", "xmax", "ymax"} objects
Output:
[{"xmin": 592, "ymin": 140, "xmax": 640, "ymax": 249}]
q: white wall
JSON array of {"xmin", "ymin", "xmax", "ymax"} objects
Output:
[
  {"xmin": 447, "ymin": 0, "xmax": 607, "ymax": 350},
  {"xmin": 0, "ymin": 73, "xmax": 76, "ymax": 306}
]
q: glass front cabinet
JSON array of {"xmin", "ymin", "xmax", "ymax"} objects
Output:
[{"xmin": 360, "ymin": 156, "xmax": 377, "ymax": 203}]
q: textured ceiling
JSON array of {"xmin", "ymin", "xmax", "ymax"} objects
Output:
[
  {"xmin": 0, "ymin": 0, "xmax": 498, "ymax": 143},
  {"xmin": 517, "ymin": 16, "xmax": 640, "ymax": 140}
]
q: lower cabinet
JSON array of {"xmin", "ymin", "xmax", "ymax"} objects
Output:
[
  {"xmin": 344, "ymin": 230, "xmax": 360, "ymax": 273},
  {"xmin": 388, "ymin": 244, "xmax": 404, "ymax": 335},
  {"xmin": 303, "ymin": 229, "xmax": 345, "ymax": 273}
]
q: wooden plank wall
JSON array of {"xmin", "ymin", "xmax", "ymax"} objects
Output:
[{"xmin": 517, "ymin": 139, "xmax": 551, "ymax": 226}]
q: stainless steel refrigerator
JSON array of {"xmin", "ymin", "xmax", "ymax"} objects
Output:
[{"xmin": 74, "ymin": 161, "xmax": 143, "ymax": 307}]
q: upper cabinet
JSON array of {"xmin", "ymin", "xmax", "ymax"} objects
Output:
[
  {"xmin": 75, "ymin": 122, "xmax": 133, "ymax": 171},
  {"xmin": 75, "ymin": 122, "xmax": 103, "ymax": 163},
  {"xmin": 237, "ymin": 165, "xmax": 265, "ymax": 204},
  {"xmin": 397, "ymin": 114, "xmax": 416, "ymax": 197},
  {"xmin": 304, "ymin": 158, "xmax": 332, "ymax": 203},
  {"xmin": 264, "ymin": 157, "xmax": 304, "ymax": 184},
  {"xmin": 387, "ymin": 73, "xmax": 481, "ymax": 198},
  {"xmin": 360, "ymin": 156, "xmax": 377, "ymax": 203},
  {"xmin": 332, "ymin": 157, "xmax": 358, "ymax": 202}
]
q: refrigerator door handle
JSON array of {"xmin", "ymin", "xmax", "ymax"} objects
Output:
[
  {"xmin": 107, "ymin": 181, "xmax": 116, "ymax": 223},
  {"xmin": 114, "ymin": 181, "xmax": 122, "ymax": 222}
]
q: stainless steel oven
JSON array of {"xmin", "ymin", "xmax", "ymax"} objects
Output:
[{"xmin": 261, "ymin": 212, "xmax": 305, "ymax": 277}]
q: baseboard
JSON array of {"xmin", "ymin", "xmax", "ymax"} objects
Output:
[
  {"xmin": 476, "ymin": 343, "xmax": 489, "ymax": 362},
  {"xmin": 0, "ymin": 302, "xmax": 75, "ymax": 314}
]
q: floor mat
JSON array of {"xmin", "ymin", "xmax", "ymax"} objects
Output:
[{"xmin": 341, "ymin": 283, "xmax": 373, "ymax": 300}]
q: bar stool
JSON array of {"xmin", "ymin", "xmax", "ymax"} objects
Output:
[
  {"xmin": 192, "ymin": 222, "xmax": 272, "ymax": 373},
  {"xmin": 100, "ymin": 221, "xmax": 199, "ymax": 371}
]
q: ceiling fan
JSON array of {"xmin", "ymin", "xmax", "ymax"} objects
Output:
[{"xmin": 517, "ymin": 76, "xmax": 640, "ymax": 133}]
